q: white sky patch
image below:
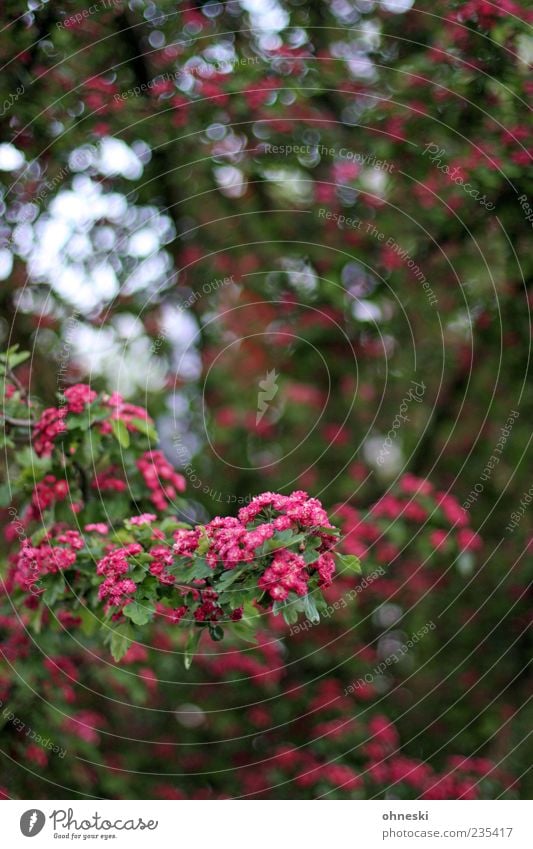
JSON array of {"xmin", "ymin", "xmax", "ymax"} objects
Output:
[
  {"xmin": 0, "ymin": 249, "xmax": 13, "ymax": 279},
  {"xmin": 162, "ymin": 306, "xmax": 199, "ymax": 350},
  {"xmin": 380, "ymin": 0, "xmax": 414, "ymax": 12},
  {"xmin": 363, "ymin": 435, "xmax": 403, "ymax": 475},
  {"xmin": 128, "ymin": 227, "xmax": 161, "ymax": 257},
  {"xmin": 71, "ymin": 320, "xmax": 168, "ymax": 397},
  {"xmin": 240, "ymin": 0, "xmax": 288, "ymax": 33},
  {"xmin": 122, "ymin": 252, "xmax": 171, "ymax": 295},
  {"xmin": 96, "ymin": 137, "xmax": 144, "ymax": 180},
  {"xmin": 0, "ymin": 143, "xmax": 25, "ymax": 171},
  {"xmin": 353, "ymin": 300, "xmax": 382, "ymax": 322},
  {"xmin": 214, "ymin": 165, "xmax": 247, "ymax": 198}
]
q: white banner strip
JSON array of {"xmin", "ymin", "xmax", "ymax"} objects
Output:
[{"xmin": 1, "ymin": 800, "xmax": 529, "ymax": 848}]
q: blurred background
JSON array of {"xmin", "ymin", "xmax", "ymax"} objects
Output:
[{"xmin": 0, "ymin": 0, "xmax": 532, "ymax": 799}]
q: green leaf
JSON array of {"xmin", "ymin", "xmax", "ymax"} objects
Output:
[
  {"xmin": 110, "ymin": 623, "xmax": 134, "ymax": 663},
  {"xmin": 215, "ymin": 566, "xmax": 246, "ymax": 591},
  {"xmin": 230, "ymin": 619, "xmax": 258, "ymax": 644},
  {"xmin": 130, "ymin": 417, "xmax": 158, "ymax": 440},
  {"xmin": 0, "ymin": 484, "xmax": 12, "ymax": 508},
  {"xmin": 267, "ymin": 531, "xmax": 306, "ymax": 552},
  {"xmin": 184, "ymin": 628, "xmax": 203, "ymax": 669},
  {"xmin": 123, "ymin": 601, "xmax": 155, "ymax": 626},
  {"xmin": 208, "ymin": 623, "xmax": 224, "ymax": 641},
  {"xmin": 186, "ymin": 557, "xmax": 213, "ymax": 580},
  {"xmin": 336, "ymin": 553, "xmax": 362, "ymax": 574},
  {"xmin": 111, "ymin": 418, "xmax": 130, "ymax": 448},
  {"xmin": 303, "ymin": 593, "xmax": 320, "ymax": 624},
  {"xmin": 42, "ymin": 572, "xmax": 66, "ymax": 606},
  {"xmin": 79, "ymin": 607, "xmax": 98, "ymax": 637},
  {"xmin": 273, "ymin": 598, "xmax": 299, "ymax": 625},
  {"xmin": 3, "ymin": 346, "xmax": 30, "ymax": 370},
  {"xmin": 196, "ymin": 526, "xmax": 210, "ymax": 555},
  {"xmin": 303, "ymin": 546, "xmax": 321, "ymax": 565}
]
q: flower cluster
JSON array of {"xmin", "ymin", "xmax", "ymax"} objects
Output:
[
  {"xmin": 137, "ymin": 450, "xmax": 186, "ymax": 510},
  {"xmin": 10, "ymin": 530, "xmax": 84, "ymax": 594},
  {"xmin": 32, "ymin": 384, "xmax": 155, "ymax": 458},
  {"xmin": 96, "ymin": 543, "xmax": 142, "ymax": 609},
  {"xmin": 63, "ymin": 384, "xmax": 97, "ymax": 414},
  {"xmin": 27, "ymin": 475, "xmax": 70, "ymax": 521},
  {"xmin": 32, "ymin": 407, "xmax": 66, "ymax": 456},
  {"xmin": 8, "ymin": 491, "xmax": 341, "ymax": 659},
  {"xmin": 99, "ymin": 392, "xmax": 153, "ymax": 435},
  {"xmin": 336, "ymin": 473, "xmax": 483, "ymax": 564},
  {"xmin": 258, "ymin": 550, "xmax": 309, "ymax": 600}
]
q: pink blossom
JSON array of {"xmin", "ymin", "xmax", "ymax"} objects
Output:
[
  {"xmin": 129, "ymin": 513, "xmax": 157, "ymax": 526},
  {"xmin": 63, "ymin": 383, "xmax": 97, "ymax": 413}
]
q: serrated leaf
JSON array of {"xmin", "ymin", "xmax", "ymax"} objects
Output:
[
  {"xmin": 111, "ymin": 418, "xmax": 130, "ymax": 448},
  {"xmin": 337, "ymin": 553, "xmax": 362, "ymax": 574},
  {"xmin": 79, "ymin": 607, "xmax": 98, "ymax": 637},
  {"xmin": 303, "ymin": 593, "xmax": 320, "ymax": 624},
  {"xmin": 208, "ymin": 623, "xmax": 224, "ymax": 641},
  {"xmin": 215, "ymin": 566, "xmax": 246, "ymax": 591},
  {"xmin": 184, "ymin": 628, "xmax": 203, "ymax": 669},
  {"xmin": 4, "ymin": 347, "xmax": 30, "ymax": 370},
  {"xmin": 0, "ymin": 484, "xmax": 12, "ymax": 508},
  {"xmin": 267, "ymin": 531, "xmax": 306, "ymax": 552},
  {"xmin": 303, "ymin": 547, "xmax": 321, "ymax": 565},
  {"xmin": 230, "ymin": 620, "xmax": 258, "ymax": 644},
  {"xmin": 186, "ymin": 557, "xmax": 213, "ymax": 580},
  {"xmin": 196, "ymin": 526, "xmax": 210, "ymax": 555},
  {"xmin": 110, "ymin": 623, "xmax": 134, "ymax": 662},
  {"xmin": 130, "ymin": 417, "xmax": 158, "ymax": 440},
  {"xmin": 42, "ymin": 572, "xmax": 66, "ymax": 606},
  {"xmin": 123, "ymin": 601, "xmax": 155, "ymax": 626}
]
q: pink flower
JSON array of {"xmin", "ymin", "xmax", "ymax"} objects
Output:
[
  {"xmin": 98, "ymin": 577, "xmax": 136, "ymax": 606},
  {"xmin": 258, "ymin": 550, "xmax": 309, "ymax": 600},
  {"xmin": 129, "ymin": 513, "xmax": 157, "ymax": 526},
  {"xmin": 173, "ymin": 528, "xmax": 200, "ymax": 557},
  {"xmin": 63, "ymin": 383, "xmax": 97, "ymax": 413},
  {"xmin": 430, "ymin": 529, "xmax": 448, "ymax": 550},
  {"xmin": 169, "ymin": 606, "xmax": 188, "ymax": 623},
  {"xmin": 32, "ymin": 407, "xmax": 67, "ymax": 456},
  {"xmin": 137, "ymin": 450, "xmax": 186, "ymax": 511},
  {"xmin": 458, "ymin": 528, "xmax": 483, "ymax": 551},
  {"xmin": 85, "ymin": 523, "xmax": 109, "ymax": 534}
]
